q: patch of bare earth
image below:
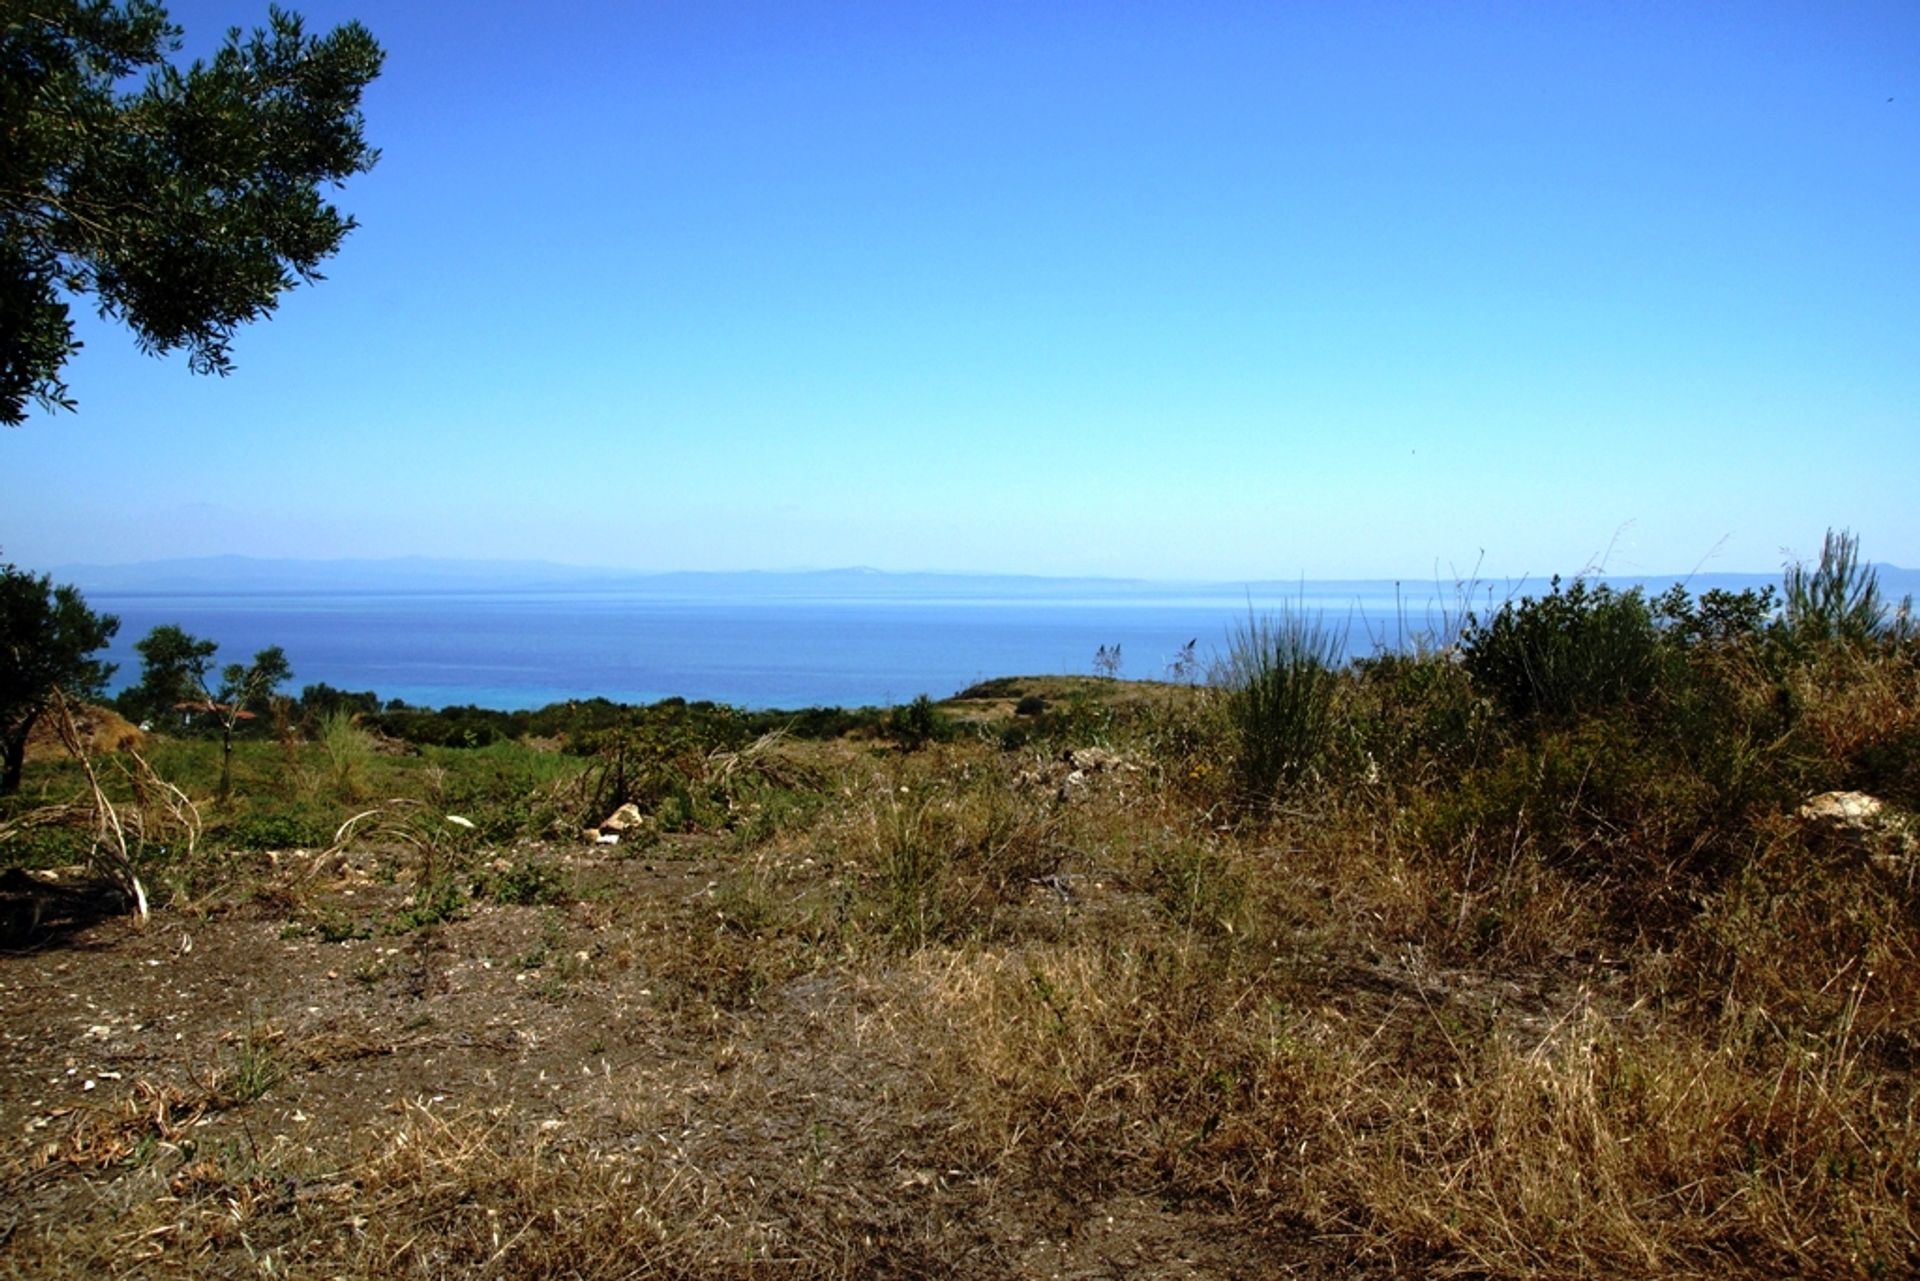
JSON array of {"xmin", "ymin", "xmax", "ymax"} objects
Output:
[{"xmin": 0, "ymin": 839, "xmax": 1385, "ymax": 1278}]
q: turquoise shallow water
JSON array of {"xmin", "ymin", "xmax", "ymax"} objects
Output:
[{"xmin": 86, "ymin": 584, "xmax": 1469, "ymax": 710}]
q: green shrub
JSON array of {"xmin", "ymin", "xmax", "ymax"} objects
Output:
[
  {"xmin": 1650, "ymin": 583, "xmax": 1778, "ymax": 649},
  {"xmin": 1349, "ymin": 652, "xmax": 1496, "ymax": 789},
  {"xmin": 570, "ymin": 702, "xmax": 754, "ymax": 831},
  {"xmin": 1461, "ymin": 578, "xmax": 1667, "ymax": 725},
  {"xmin": 886, "ymin": 695, "xmax": 954, "ymax": 751},
  {"xmin": 389, "ymin": 874, "xmax": 464, "ymax": 932},
  {"xmin": 1220, "ymin": 608, "xmax": 1345, "ymax": 804}
]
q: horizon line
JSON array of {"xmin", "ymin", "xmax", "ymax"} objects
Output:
[{"xmin": 39, "ymin": 550, "xmax": 1907, "ymax": 588}]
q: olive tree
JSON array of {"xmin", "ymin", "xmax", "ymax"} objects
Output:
[
  {"xmin": 1, "ymin": 1, "xmax": 383, "ymax": 424},
  {"xmin": 119, "ymin": 623, "xmax": 217, "ymax": 729},
  {"xmin": 126, "ymin": 624, "xmax": 289, "ymax": 798},
  {"xmin": 0, "ymin": 563, "xmax": 119, "ymax": 793},
  {"xmin": 210, "ymin": 645, "xmax": 291, "ymax": 799}
]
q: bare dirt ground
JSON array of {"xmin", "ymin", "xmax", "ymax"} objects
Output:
[{"xmin": 0, "ymin": 840, "xmax": 1361, "ymax": 1279}]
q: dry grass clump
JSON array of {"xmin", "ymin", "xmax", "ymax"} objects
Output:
[
  {"xmin": 1347, "ymin": 998, "xmax": 1919, "ymax": 1278},
  {"xmin": 1684, "ymin": 813, "xmax": 1920, "ymax": 1075},
  {"xmin": 1785, "ymin": 644, "xmax": 1920, "ymax": 801},
  {"xmin": 8, "ymin": 1104, "xmax": 834, "ymax": 1280},
  {"xmin": 893, "ymin": 928, "xmax": 1918, "ymax": 1277},
  {"xmin": 901, "ymin": 937, "xmax": 1367, "ymax": 1212}
]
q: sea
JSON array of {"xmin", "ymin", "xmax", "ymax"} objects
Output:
[
  {"xmin": 86, "ymin": 583, "xmax": 1475, "ymax": 711},
  {"xmin": 73, "ymin": 556, "xmax": 1855, "ymax": 713}
]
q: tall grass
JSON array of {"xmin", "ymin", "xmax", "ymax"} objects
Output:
[
  {"xmin": 1220, "ymin": 607, "xmax": 1345, "ymax": 805},
  {"xmin": 875, "ymin": 787, "xmax": 949, "ymax": 950},
  {"xmin": 319, "ymin": 708, "xmax": 375, "ymax": 800}
]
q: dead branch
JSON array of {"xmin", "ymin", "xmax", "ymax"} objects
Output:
[{"xmin": 48, "ymin": 689, "xmax": 149, "ymax": 924}]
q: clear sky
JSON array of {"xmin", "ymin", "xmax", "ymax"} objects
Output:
[{"xmin": 5, "ymin": 0, "xmax": 1916, "ymax": 581}]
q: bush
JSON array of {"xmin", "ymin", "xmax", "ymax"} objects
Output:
[
  {"xmin": 1220, "ymin": 608, "xmax": 1345, "ymax": 804},
  {"xmin": 1650, "ymin": 583, "xmax": 1777, "ymax": 649},
  {"xmin": 886, "ymin": 695, "xmax": 954, "ymax": 751},
  {"xmin": 576, "ymin": 712, "xmax": 731, "ymax": 832},
  {"xmin": 1461, "ymin": 578, "xmax": 1667, "ymax": 725},
  {"xmin": 1349, "ymin": 651, "xmax": 1496, "ymax": 789},
  {"xmin": 298, "ymin": 682, "xmax": 381, "ymax": 723}
]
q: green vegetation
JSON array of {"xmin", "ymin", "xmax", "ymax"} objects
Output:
[
  {"xmin": 121, "ymin": 624, "xmax": 293, "ymax": 799},
  {"xmin": 1461, "ymin": 575, "xmax": 1667, "ymax": 724},
  {"xmin": 0, "ymin": 1, "xmax": 384, "ymax": 424},
  {"xmin": 4, "ymin": 532, "xmax": 1920, "ymax": 1277},
  {"xmin": 1221, "ymin": 606, "xmax": 1346, "ymax": 803},
  {"xmin": 0, "ymin": 562, "xmax": 117, "ymax": 793},
  {"xmin": 1785, "ymin": 527, "xmax": 1914, "ymax": 648}
]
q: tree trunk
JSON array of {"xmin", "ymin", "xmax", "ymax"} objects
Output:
[
  {"xmin": 1, "ymin": 725, "xmax": 27, "ymax": 795},
  {"xmin": 219, "ymin": 726, "xmax": 235, "ymax": 801}
]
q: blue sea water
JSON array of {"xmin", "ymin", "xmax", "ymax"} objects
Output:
[{"xmin": 87, "ymin": 585, "xmax": 1475, "ymax": 711}]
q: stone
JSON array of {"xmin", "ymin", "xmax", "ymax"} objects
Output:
[
  {"xmin": 1799, "ymin": 790, "xmax": 1916, "ymax": 879},
  {"xmin": 1067, "ymin": 746, "xmax": 1120, "ymax": 772},
  {"xmin": 1799, "ymin": 791, "xmax": 1886, "ymax": 826},
  {"xmin": 600, "ymin": 803, "xmax": 645, "ymax": 833}
]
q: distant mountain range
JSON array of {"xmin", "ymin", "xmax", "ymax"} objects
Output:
[{"xmin": 45, "ymin": 554, "xmax": 1920, "ymax": 604}]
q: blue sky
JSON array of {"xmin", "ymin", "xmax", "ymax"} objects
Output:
[{"xmin": 5, "ymin": 0, "xmax": 1916, "ymax": 581}]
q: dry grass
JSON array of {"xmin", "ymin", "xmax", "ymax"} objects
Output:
[{"xmin": 7, "ymin": 642, "xmax": 1920, "ymax": 1278}]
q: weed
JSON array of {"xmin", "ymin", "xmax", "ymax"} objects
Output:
[
  {"xmin": 1220, "ymin": 606, "xmax": 1345, "ymax": 804},
  {"xmin": 473, "ymin": 857, "xmax": 569, "ymax": 906},
  {"xmin": 875, "ymin": 789, "xmax": 949, "ymax": 949},
  {"xmin": 308, "ymin": 909, "xmax": 371, "ymax": 943},
  {"xmin": 220, "ymin": 1016, "xmax": 285, "ymax": 1104},
  {"xmin": 388, "ymin": 874, "xmax": 464, "ymax": 933},
  {"xmin": 1147, "ymin": 840, "xmax": 1247, "ymax": 940},
  {"xmin": 319, "ymin": 709, "xmax": 375, "ymax": 801}
]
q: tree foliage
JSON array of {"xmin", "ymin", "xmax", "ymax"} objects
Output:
[
  {"xmin": 120, "ymin": 621, "xmax": 217, "ymax": 726},
  {"xmin": 0, "ymin": 1, "xmax": 383, "ymax": 424},
  {"xmin": 0, "ymin": 563, "xmax": 118, "ymax": 793},
  {"xmin": 212, "ymin": 643, "xmax": 290, "ymax": 798},
  {"xmin": 124, "ymin": 623, "xmax": 290, "ymax": 797},
  {"xmin": 217, "ymin": 644, "xmax": 291, "ymax": 718}
]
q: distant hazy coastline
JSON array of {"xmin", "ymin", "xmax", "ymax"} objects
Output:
[{"xmin": 53, "ymin": 554, "xmax": 1916, "ymax": 601}]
